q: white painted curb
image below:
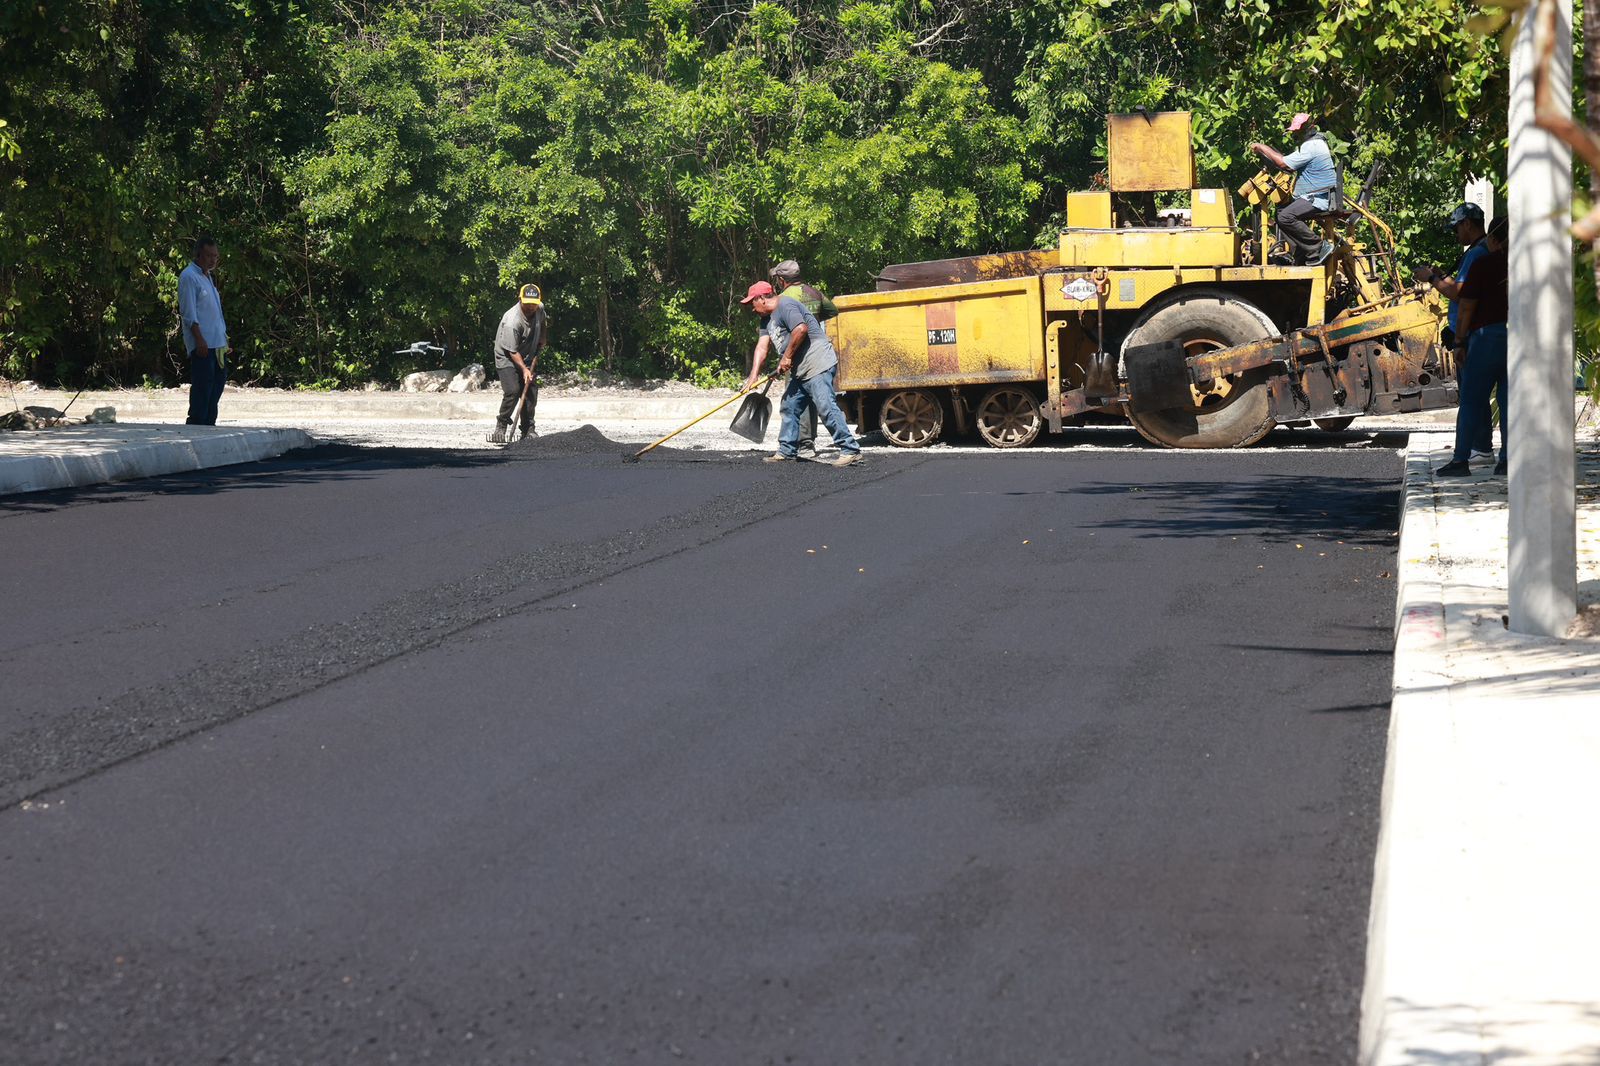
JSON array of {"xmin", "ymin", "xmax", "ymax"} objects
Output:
[{"xmin": 0, "ymin": 425, "xmax": 314, "ymax": 495}]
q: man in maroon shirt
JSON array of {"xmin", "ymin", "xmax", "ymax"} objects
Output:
[{"xmin": 1437, "ymin": 216, "xmax": 1508, "ymax": 477}]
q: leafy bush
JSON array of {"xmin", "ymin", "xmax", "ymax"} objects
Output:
[{"xmin": 0, "ymin": 0, "xmax": 1580, "ymax": 396}]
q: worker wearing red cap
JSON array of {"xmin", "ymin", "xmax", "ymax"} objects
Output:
[
  {"xmin": 1250, "ymin": 113, "xmax": 1339, "ymax": 265},
  {"xmin": 740, "ymin": 280, "xmax": 861, "ymax": 466}
]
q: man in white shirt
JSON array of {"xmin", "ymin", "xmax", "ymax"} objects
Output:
[
  {"xmin": 1250, "ymin": 113, "xmax": 1339, "ymax": 265},
  {"xmin": 177, "ymin": 236, "xmax": 230, "ymax": 425}
]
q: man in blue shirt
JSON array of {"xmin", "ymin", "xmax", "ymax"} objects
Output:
[
  {"xmin": 177, "ymin": 235, "xmax": 230, "ymax": 425},
  {"xmin": 1415, "ymin": 203, "xmax": 1488, "ymax": 343},
  {"xmin": 1250, "ymin": 113, "xmax": 1339, "ymax": 265},
  {"xmin": 1416, "ymin": 202, "xmax": 1494, "ymax": 460}
]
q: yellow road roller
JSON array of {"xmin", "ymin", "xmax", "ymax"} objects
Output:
[{"xmin": 828, "ymin": 111, "xmax": 1455, "ymax": 449}]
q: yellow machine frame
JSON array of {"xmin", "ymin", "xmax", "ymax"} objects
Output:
[{"xmin": 828, "ymin": 111, "xmax": 1452, "ymax": 449}]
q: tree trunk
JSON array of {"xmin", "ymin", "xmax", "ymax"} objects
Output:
[{"xmin": 597, "ymin": 269, "xmax": 614, "ymax": 375}]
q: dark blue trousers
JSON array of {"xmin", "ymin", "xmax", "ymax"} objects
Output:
[
  {"xmin": 1451, "ymin": 324, "xmax": 1507, "ymax": 464},
  {"xmin": 186, "ymin": 350, "xmax": 226, "ymax": 425}
]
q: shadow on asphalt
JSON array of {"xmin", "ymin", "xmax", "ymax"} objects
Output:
[
  {"xmin": 0, "ymin": 441, "xmax": 759, "ymax": 514},
  {"xmin": 0, "ymin": 446, "xmax": 492, "ymax": 514},
  {"xmin": 1067, "ymin": 471, "xmax": 1402, "ymax": 545},
  {"xmin": 862, "ymin": 425, "xmax": 1412, "ymax": 452}
]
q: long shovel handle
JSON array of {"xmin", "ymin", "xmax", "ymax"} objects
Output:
[{"xmin": 632, "ymin": 373, "xmax": 777, "ymax": 459}]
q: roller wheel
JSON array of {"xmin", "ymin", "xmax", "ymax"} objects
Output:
[
  {"xmin": 1120, "ymin": 289, "xmax": 1277, "ymax": 449},
  {"xmin": 975, "ymin": 386, "xmax": 1043, "ymax": 448},
  {"xmin": 1313, "ymin": 416, "xmax": 1356, "ymax": 432},
  {"xmin": 879, "ymin": 389, "xmax": 944, "ymax": 448}
]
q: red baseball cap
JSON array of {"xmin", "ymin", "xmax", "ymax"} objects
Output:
[
  {"xmin": 739, "ymin": 281, "xmax": 775, "ymax": 304},
  {"xmin": 1288, "ymin": 112, "xmax": 1313, "ymax": 133}
]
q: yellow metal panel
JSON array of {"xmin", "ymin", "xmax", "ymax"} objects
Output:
[
  {"xmin": 1189, "ymin": 189, "xmax": 1233, "ymax": 229},
  {"xmin": 1058, "ymin": 229, "xmax": 1237, "ymax": 269},
  {"xmin": 1066, "ymin": 191, "xmax": 1113, "ymax": 229},
  {"xmin": 1216, "ymin": 265, "xmax": 1329, "ymax": 283},
  {"xmin": 833, "ymin": 277, "xmax": 1045, "ymax": 392},
  {"xmin": 1107, "ymin": 112, "xmax": 1195, "ymax": 192},
  {"xmin": 1046, "ymin": 269, "xmax": 1211, "ymax": 312},
  {"xmin": 1045, "ymin": 266, "xmax": 1330, "ymax": 315}
]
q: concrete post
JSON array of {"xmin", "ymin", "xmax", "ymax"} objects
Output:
[{"xmin": 1507, "ymin": 1, "xmax": 1578, "ymax": 636}]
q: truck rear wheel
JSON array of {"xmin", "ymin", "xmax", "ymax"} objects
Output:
[
  {"xmin": 1120, "ymin": 290, "xmax": 1277, "ymax": 449},
  {"xmin": 878, "ymin": 389, "xmax": 944, "ymax": 448},
  {"xmin": 975, "ymin": 386, "xmax": 1042, "ymax": 448}
]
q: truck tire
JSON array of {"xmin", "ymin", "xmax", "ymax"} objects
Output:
[{"xmin": 1120, "ymin": 289, "xmax": 1277, "ymax": 449}]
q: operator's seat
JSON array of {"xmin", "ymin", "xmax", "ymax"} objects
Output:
[{"xmin": 1304, "ymin": 161, "xmax": 1352, "ymax": 225}]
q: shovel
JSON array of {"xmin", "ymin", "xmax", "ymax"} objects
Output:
[
  {"xmin": 728, "ymin": 377, "xmax": 775, "ymax": 442},
  {"xmin": 630, "ymin": 372, "xmax": 777, "ymax": 460}
]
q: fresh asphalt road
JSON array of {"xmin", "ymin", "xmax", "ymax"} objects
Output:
[{"xmin": 0, "ymin": 434, "xmax": 1401, "ymax": 1065}]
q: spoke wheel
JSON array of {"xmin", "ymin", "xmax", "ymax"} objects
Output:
[
  {"xmin": 975, "ymin": 386, "xmax": 1042, "ymax": 448},
  {"xmin": 1313, "ymin": 416, "xmax": 1356, "ymax": 432},
  {"xmin": 878, "ymin": 389, "xmax": 944, "ymax": 448}
]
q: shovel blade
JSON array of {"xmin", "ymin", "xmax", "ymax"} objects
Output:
[{"xmin": 729, "ymin": 393, "xmax": 772, "ymax": 443}]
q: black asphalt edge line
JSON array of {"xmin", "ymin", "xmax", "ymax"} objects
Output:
[{"xmin": 0, "ymin": 457, "xmax": 921, "ymax": 809}]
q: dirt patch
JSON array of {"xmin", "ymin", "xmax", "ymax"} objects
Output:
[{"xmin": 1569, "ymin": 604, "xmax": 1600, "ymax": 640}]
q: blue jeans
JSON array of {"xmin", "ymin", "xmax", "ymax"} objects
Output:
[
  {"xmin": 1452, "ymin": 323, "xmax": 1507, "ymax": 463},
  {"xmin": 778, "ymin": 365, "xmax": 859, "ymax": 457},
  {"xmin": 186, "ymin": 350, "xmax": 227, "ymax": 425}
]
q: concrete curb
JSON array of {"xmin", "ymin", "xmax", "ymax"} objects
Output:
[
  {"xmin": 1361, "ymin": 431, "xmax": 1600, "ymax": 1066},
  {"xmin": 1360, "ymin": 439, "xmax": 1454, "ymax": 1066},
  {"xmin": 0, "ymin": 424, "xmax": 314, "ymax": 495}
]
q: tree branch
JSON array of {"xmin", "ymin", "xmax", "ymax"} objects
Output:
[{"xmin": 1531, "ymin": 0, "xmax": 1600, "ymax": 239}]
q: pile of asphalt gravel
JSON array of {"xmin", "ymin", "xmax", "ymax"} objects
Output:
[
  {"xmin": 497, "ymin": 422, "xmax": 706, "ymax": 462},
  {"xmin": 501, "ymin": 424, "xmax": 627, "ymax": 458}
]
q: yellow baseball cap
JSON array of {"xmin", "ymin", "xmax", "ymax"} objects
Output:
[{"xmin": 519, "ymin": 283, "xmax": 543, "ymax": 307}]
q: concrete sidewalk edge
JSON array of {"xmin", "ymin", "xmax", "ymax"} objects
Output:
[
  {"xmin": 0, "ymin": 425, "xmax": 314, "ymax": 495},
  {"xmin": 1361, "ymin": 432, "xmax": 1600, "ymax": 1066},
  {"xmin": 1360, "ymin": 442, "xmax": 1451, "ymax": 1066}
]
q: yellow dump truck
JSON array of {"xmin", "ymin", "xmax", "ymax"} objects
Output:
[{"xmin": 828, "ymin": 111, "xmax": 1456, "ymax": 449}]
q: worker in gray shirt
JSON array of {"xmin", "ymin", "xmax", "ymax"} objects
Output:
[
  {"xmin": 490, "ymin": 284, "xmax": 548, "ymax": 444},
  {"xmin": 768, "ymin": 259, "xmax": 836, "ymax": 452},
  {"xmin": 740, "ymin": 280, "xmax": 861, "ymax": 466}
]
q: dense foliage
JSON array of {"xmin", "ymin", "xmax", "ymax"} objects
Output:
[{"xmin": 0, "ymin": 0, "xmax": 1546, "ymax": 388}]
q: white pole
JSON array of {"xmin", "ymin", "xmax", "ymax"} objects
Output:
[
  {"xmin": 1507, "ymin": 1, "xmax": 1578, "ymax": 636},
  {"xmin": 1465, "ymin": 177, "xmax": 1495, "ymax": 228}
]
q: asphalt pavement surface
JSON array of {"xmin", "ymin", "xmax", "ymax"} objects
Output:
[{"xmin": 0, "ymin": 433, "xmax": 1401, "ymax": 1064}]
